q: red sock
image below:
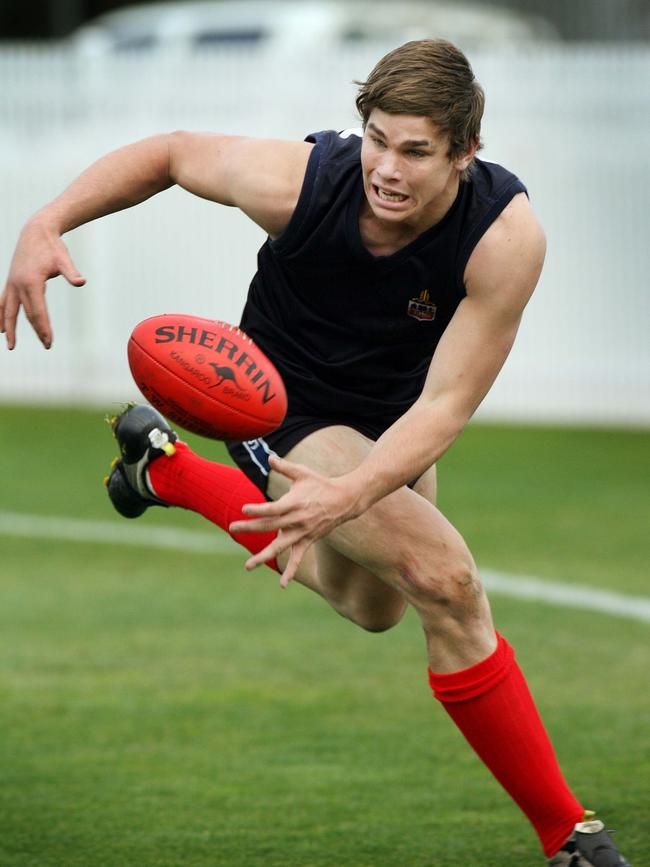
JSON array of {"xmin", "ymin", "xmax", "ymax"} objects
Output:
[
  {"xmin": 148, "ymin": 441, "xmax": 279, "ymax": 571},
  {"xmin": 428, "ymin": 634, "xmax": 584, "ymax": 857}
]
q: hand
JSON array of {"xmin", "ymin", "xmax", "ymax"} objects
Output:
[
  {"xmin": 229, "ymin": 454, "xmax": 362, "ymax": 588},
  {"xmin": 1, "ymin": 218, "xmax": 86, "ymax": 349}
]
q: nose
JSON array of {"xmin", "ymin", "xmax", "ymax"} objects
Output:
[{"xmin": 376, "ymin": 151, "xmax": 402, "ymax": 181}]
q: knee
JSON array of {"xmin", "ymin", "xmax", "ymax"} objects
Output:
[
  {"xmin": 334, "ymin": 594, "xmax": 407, "ymax": 633},
  {"xmin": 319, "ymin": 568, "xmax": 408, "ymax": 634},
  {"xmin": 351, "ymin": 603, "xmax": 407, "ymax": 633},
  {"xmin": 399, "ymin": 548, "xmax": 484, "ymax": 616}
]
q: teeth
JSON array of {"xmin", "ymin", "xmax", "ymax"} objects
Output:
[{"xmin": 377, "ymin": 188, "xmax": 407, "ymax": 202}]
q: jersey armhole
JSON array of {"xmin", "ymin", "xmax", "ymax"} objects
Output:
[
  {"xmin": 455, "ymin": 179, "xmax": 528, "ymax": 294},
  {"xmin": 270, "ymin": 140, "xmax": 323, "ymax": 257}
]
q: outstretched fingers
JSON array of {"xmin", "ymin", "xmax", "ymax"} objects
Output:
[
  {"xmin": 230, "ymin": 497, "xmax": 298, "ymax": 535},
  {"xmin": 267, "ymin": 453, "xmax": 304, "ymax": 480},
  {"xmin": 2, "ymin": 224, "xmax": 86, "ymax": 350},
  {"xmin": 21, "ymin": 285, "xmax": 53, "ymax": 349},
  {"xmin": 2, "ymin": 290, "xmax": 49, "ymax": 350},
  {"xmin": 0, "ymin": 288, "xmax": 15, "ymax": 349},
  {"xmin": 278, "ymin": 539, "xmax": 311, "ymax": 588},
  {"xmin": 59, "ymin": 254, "xmax": 86, "ymax": 289},
  {"xmin": 1, "ymin": 277, "xmax": 51, "ymax": 349},
  {"xmin": 242, "ymin": 529, "xmax": 311, "ymax": 588},
  {"xmin": 232, "ymin": 454, "xmax": 354, "ymax": 587}
]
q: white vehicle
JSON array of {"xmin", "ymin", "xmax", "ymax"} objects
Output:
[{"xmin": 71, "ymin": 0, "xmax": 557, "ymax": 56}]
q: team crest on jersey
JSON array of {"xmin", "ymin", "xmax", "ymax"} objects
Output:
[{"xmin": 407, "ymin": 290, "xmax": 437, "ymax": 322}]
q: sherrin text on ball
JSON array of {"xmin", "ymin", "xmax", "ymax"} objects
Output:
[{"xmin": 128, "ymin": 313, "xmax": 287, "ymax": 439}]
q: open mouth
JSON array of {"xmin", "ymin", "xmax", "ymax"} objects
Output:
[{"xmin": 373, "ymin": 184, "xmax": 409, "ymax": 204}]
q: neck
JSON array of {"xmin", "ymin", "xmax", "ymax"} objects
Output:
[{"xmin": 359, "ymin": 179, "xmax": 460, "ymax": 257}]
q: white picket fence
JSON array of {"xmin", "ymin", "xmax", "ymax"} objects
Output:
[{"xmin": 1, "ymin": 42, "xmax": 649, "ymax": 425}]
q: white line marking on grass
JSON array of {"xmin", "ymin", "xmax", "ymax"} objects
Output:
[
  {"xmin": 482, "ymin": 570, "xmax": 650, "ymax": 624},
  {"xmin": 1, "ymin": 511, "xmax": 649, "ymax": 624},
  {"xmin": 0, "ymin": 510, "xmax": 238, "ymax": 555}
]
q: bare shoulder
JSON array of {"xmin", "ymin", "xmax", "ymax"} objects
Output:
[
  {"xmin": 167, "ymin": 131, "xmax": 314, "ymax": 237},
  {"xmin": 464, "ymin": 191, "xmax": 546, "ymax": 312}
]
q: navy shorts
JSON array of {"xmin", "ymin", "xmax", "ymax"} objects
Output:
[{"xmin": 225, "ymin": 414, "xmax": 387, "ymax": 497}]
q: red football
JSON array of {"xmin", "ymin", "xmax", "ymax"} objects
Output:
[{"xmin": 127, "ymin": 313, "xmax": 287, "ymax": 440}]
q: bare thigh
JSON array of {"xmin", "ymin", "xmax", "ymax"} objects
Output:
[
  {"xmin": 268, "ymin": 425, "xmax": 495, "ymax": 670},
  {"xmin": 267, "ymin": 425, "xmax": 437, "ymax": 632}
]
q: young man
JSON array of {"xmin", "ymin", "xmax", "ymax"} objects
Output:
[{"xmin": 1, "ymin": 40, "xmax": 631, "ymax": 866}]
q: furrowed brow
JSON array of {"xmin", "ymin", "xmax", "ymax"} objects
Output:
[
  {"xmin": 366, "ymin": 123, "xmax": 433, "ymax": 149},
  {"xmin": 367, "ymin": 122, "xmax": 386, "ymax": 138}
]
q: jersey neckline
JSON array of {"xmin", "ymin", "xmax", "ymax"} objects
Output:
[{"xmin": 346, "ymin": 171, "xmax": 467, "ymax": 266}]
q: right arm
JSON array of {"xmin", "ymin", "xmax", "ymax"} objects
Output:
[{"xmin": 0, "ymin": 132, "xmax": 312, "ymax": 349}]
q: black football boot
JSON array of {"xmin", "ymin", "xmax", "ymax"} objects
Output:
[
  {"xmin": 548, "ymin": 815, "xmax": 631, "ymax": 866},
  {"xmin": 104, "ymin": 403, "xmax": 178, "ymax": 518}
]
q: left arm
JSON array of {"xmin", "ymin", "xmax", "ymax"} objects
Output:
[{"xmin": 232, "ymin": 193, "xmax": 546, "ymax": 581}]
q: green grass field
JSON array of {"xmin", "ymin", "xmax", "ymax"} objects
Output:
[{"xmin": 0, "ymin": 405, "xmax": 648, "ymax": 867}]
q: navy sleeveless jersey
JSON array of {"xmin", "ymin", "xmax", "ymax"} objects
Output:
[{"xmin": 239, "ymin": 130, "xmax": 526, "ymax": 429}]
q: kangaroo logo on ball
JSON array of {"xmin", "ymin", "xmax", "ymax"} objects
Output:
[
  {"xmin": 131, "ymin": 315, "xmax": 287, "ymax": 438},
  {"xmin": 208, "ymin": 363, "xmax": 241, "ymax": 389}
]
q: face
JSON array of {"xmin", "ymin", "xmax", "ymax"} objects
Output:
[{"xmin": 360, "ymin": 109, "xmax": 475, "ymax": 233}]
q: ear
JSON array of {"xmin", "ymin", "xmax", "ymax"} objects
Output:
[{"xmin": 454, "ymin": 138, "xmax": 479, "ymax": 172}]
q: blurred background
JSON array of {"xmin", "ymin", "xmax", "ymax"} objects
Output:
[
  {"xmin": 1, "ymin": 0, "xmax": 649, "ymax": 424},
  {"xmin": 1, "ymin": 8, "xmax": 649, "ymax": 865}
]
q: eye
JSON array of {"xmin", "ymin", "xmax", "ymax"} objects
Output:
[
  {"xmin": 371, "ymin": 136, "xmax": 386, "ymax": 148},
  {"xmin": 408, "ymin": 149, "xmax": 427, "ymax": 158}
]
